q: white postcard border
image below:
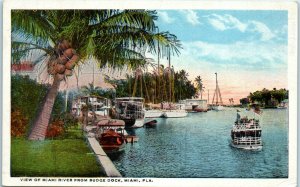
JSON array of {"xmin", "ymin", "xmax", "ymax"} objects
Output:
[{"xmin": 2, "ymin": 0, "xmax": 298, "ymax": 186}]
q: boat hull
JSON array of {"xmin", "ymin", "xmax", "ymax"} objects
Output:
[
  {"xmin": 145, "ymin": 110, "xmax": 163, "ymax": 118},
  {"xmin": 212, "ymin": 105, "xmax": 224, "ymax": 111},
  {"xmin": 162, "ymin": 110, "xmax": 188, "ymax": 118},
  {"xmin": 131, "ymin": 118, "xmax": 145, "ymax": 128},
  {"xmin": 101, "ymin": 143, "xmax": 126, "ymax": 154},
  {"xmin": 230, "ymin": 142, "xmax": 262, "ymax": 150}
]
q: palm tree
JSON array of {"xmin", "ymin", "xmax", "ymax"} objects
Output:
[
  {"xmin": 195, "ymin": 76, "xmax": 205, "ymax": 99},
  {"xmin": 81, "ymin": 83, "xmax": 102, "ymax": 96},
  {"xmin": 12, "ymin": 10, "xmax": 181, "ymax": 140},
  {"xmin": 80, "ymin": 83, "xmax": 102, "ymax": 126}
]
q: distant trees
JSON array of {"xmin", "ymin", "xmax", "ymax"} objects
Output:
[
  {"xmin": 105, "ymin": 68, "xmax": 197, "ymax": 103},
  {"xmin": 247, "ymin": 88, "xmax": 288, "ymax": 108},
  {"xmin": 240, "ymin": 98, "xmax": 250, "ymax": 106},
  {"xmin": 195, "ymin": 76, "xmax": 205, "ymax": 99}
]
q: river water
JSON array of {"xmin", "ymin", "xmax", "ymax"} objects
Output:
[{"xmin": 111, "ymin": 108, "xmax": 288, "ymax": 178}]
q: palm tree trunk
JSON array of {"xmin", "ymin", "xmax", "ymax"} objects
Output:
[{"xmin": 28, "ymin": 76, "xmax": 61, "ymax": 140}]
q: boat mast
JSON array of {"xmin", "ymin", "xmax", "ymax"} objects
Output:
[
  {"xmin": 208, "ymin": 89, "xmax": 209, "ymax": 105},
  {"xmin": 211, "ymin": 72, "xmax": 223, "ymax": 105},
  {"xmin": 215, "ymin": 73, "xmax": 218, "ymax": 105},
  {"xmin": 156, "ymin": 27, "xmax": 160, "ymax": 104},
  {"xmin": 168, "ymin": 46, "xmax": 172, "ymax": 103}
]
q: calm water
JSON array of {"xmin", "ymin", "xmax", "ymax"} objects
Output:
[{"xmin": 112, "ymin": 108, "xmax": 288, "ymax": 178}]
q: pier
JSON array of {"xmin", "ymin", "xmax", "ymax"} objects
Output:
[{"xmin": 85, "ymin": 126, "xmax": 122, "ymax": 177}]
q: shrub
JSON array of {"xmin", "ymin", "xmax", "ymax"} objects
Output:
[
  {"xmin": 46, "ymin": 120, "xmax": 65, "ymax": 138},
  {"xmin": 11, "ymin": 75, "xmax": 65, "ymax": 135},
  {"xmin": 11, "ymin": 108, "xmax": 28, "ymax": 137}
]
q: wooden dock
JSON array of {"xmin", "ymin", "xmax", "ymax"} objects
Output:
[{"xmin": 87, "ymin": 137, "xmax": 122, "ymax": 177}]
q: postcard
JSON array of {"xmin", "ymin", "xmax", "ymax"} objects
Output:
[{"xmin": 2, "ymin": 0, "xmax": 298, "ymax": 186}]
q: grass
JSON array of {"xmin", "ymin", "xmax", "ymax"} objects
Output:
[{"xmin": 11, "ymin": 126, "xmax": 105, "ymax": 177}]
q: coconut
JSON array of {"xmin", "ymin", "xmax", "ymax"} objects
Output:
[
  {"xmin": 63, "ymin": 48, "xmax": 74, "ymax": 59},
  {"xmin": 55, "ymin": 73, "xmax": 65, "ymax": 81},
  {"xmin": 58, "ymin": 55, "xmax": 68, "ymax": 65},
  {"xmin": 65, "ymin": 61, "xmax": 76, "ymax": 70},
  {"xmin": 54, "ymin": 64, "xmax": 66, "ymax": 74},
  {"xmin": 58, "ymin": 39, "xmax": 71, "ymax": 51},
  {"xmin": 65, "ymin": 55, "xmax": 79, "ymax": 70},
  {"xmin": 64, "ymin": 69, "xmax": 73, "ymax": 76}
]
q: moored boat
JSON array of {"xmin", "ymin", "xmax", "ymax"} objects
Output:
[
  {"xmin": 145, "ymin": 110, "xmax": 163, "ymax": 118},
  {"xmin": 144, "ymin": 119, "xmax": 157, "ymax": 128},
  {"xmin": 72, "ymin": 96, "xmax": 111, "ymax": 117},
  {"xmin": 161, "ymin": 103, "xmax": 187, "ymax": 118},
  {"xmin": 212, "ymin": 105, "xmax": 224, "ymax": 111},
  {"xmin": 115, "ymin": 97, "xmax": 145, "ymax": 128},
  {"xmin": 182, "ymin": 99, "xmax": 208, "ymax": 112},
  {"xmin": 230, "ymin": 112, "xmax": 262, "ymax": 150},
  {"xmin": 96, "ymin": 119, "xmax": 127, "ymax": 154}
]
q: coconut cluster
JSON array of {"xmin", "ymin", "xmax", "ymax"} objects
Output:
[{"xmin": 48, "ymin": 40, "xmax": 79, "ymax": 81}]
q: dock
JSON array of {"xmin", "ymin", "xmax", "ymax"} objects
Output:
[
  {"xmin": 85, "ymin": 125, "xmax": 122, "ymax": 177},
  {"xmin": 87, "ymin": 137, "xmax": 122, "ymax": 177}
]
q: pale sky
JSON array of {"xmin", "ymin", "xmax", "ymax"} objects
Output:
[
  {"xmin": 17, "ymin": 10, "xmax": 288, "ymax": 105},
  {"xmin": 154, "ymin": 10, "xmax": 288, "ymax": 104}
]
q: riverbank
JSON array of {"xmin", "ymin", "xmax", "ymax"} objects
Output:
[{"xmin": 11, "ymin": 126, "xmax": 105, "ymax": 177}]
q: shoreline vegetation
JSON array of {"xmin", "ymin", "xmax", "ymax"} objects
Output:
[
  {"xmin": 11, "ymin": 75, "xmax": 105, "ymax": 177},
  {"xmin": 11, "ymin": 126, "xmax": 105, "ymax": 177}
]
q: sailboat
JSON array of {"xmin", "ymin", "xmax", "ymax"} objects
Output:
[
  {"xmin": 211, "ymin": 72, "xmax": 224, "ymax": 111},
  {"xmin": 160, "ymin": 46, "xmax": 187, "ymax": 118}
]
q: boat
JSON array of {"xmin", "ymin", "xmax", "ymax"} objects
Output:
[
  {"xmin": 96, "ymin": 119, "xmax": 127, "ymax": 154},
  {"xmin": 211, "ymin": 72, "xmax": 224, "ymax": 111},
  {"xmin": 278, "ymin": 99, "xmax": 288, "ymax": 109},
  {"xmin": 72, "ymin": 96, "xmax": 111, "ymax": 117},
  {"xmin": 145, "ymin": 109, "xmax": 163, "ymax": 118},
  {"xmin": 212, "ymin": 105, "xmax": 224, "ymax": 111},
  {"xmin": 161, "ymin": 103, "xmax": 187, "ymax": 118},
  {"xmin": 182, "ymin": 99, "xmax": 208, "ymax": 112},
  {"xmin": 144, "ymin": 119, "xmax": 157, "ymax": 128},
  {"xmin": 115, "ymin": 97, "xmax": 145, "ymax": 128},
  {"xmin": 230, "ymin": 112, "xmax": 262, "ymax": 150}
]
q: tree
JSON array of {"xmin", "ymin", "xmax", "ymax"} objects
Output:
[
  {"xmin": 81, "ymin": 83, "xmax": 102, "ymax": 97},
  {"xmin": 195, "ymin": 76, "xmax": 205, "ymax": 99},
  {"xmin": 12, "ymin": 10, "xmax": 181, "ymax": 140},
  {"xmin": 247, "ymin": 88, "xmax": 288, "ymax": 107},
  {"xmin": 240, "ymin": 98, "xmax": 250, "ymax": 106}
]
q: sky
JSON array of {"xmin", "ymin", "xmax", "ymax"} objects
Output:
[
  {"xmin": 16, "ymin": 9, "xmax": 288, "ymax": 105},
  {"xmin": 153, "ymin": 10, "xmax": 288, "ymax": 104}
]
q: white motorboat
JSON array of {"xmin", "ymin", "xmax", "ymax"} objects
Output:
[
  {"xmin": 162, "ymin": 110, "xmax": 188, "ymax": 118},
  {"xmin": 161, "ymin": 103, "xmax": 187, "ymax": 118},
  {"xmin": 145, "ymin": 110, "xmax": 163, "ymax": 118},
  {"xmin": 212, "ymin": 105, "xmax": 224, "ymax": 111}
]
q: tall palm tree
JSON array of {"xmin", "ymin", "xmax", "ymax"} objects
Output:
[
  {"xmin": 195, "ymin": 76, "xmax": 205, "ymax": 99},
  {"xmin": 12, "ymin": 10, "xmax": 181, "ymax": 140},
  {"xmin": 81, "ymin": 83, "xmax": 102, "ymax": 96}
]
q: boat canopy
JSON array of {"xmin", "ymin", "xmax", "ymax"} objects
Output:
[
  {"xmin": 115, "ymin": 97, "xmax": 144, "ymax": 102},
  {"xmin": 97, "ymin": 119, "xmax": 125, "ymax": 127}
]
